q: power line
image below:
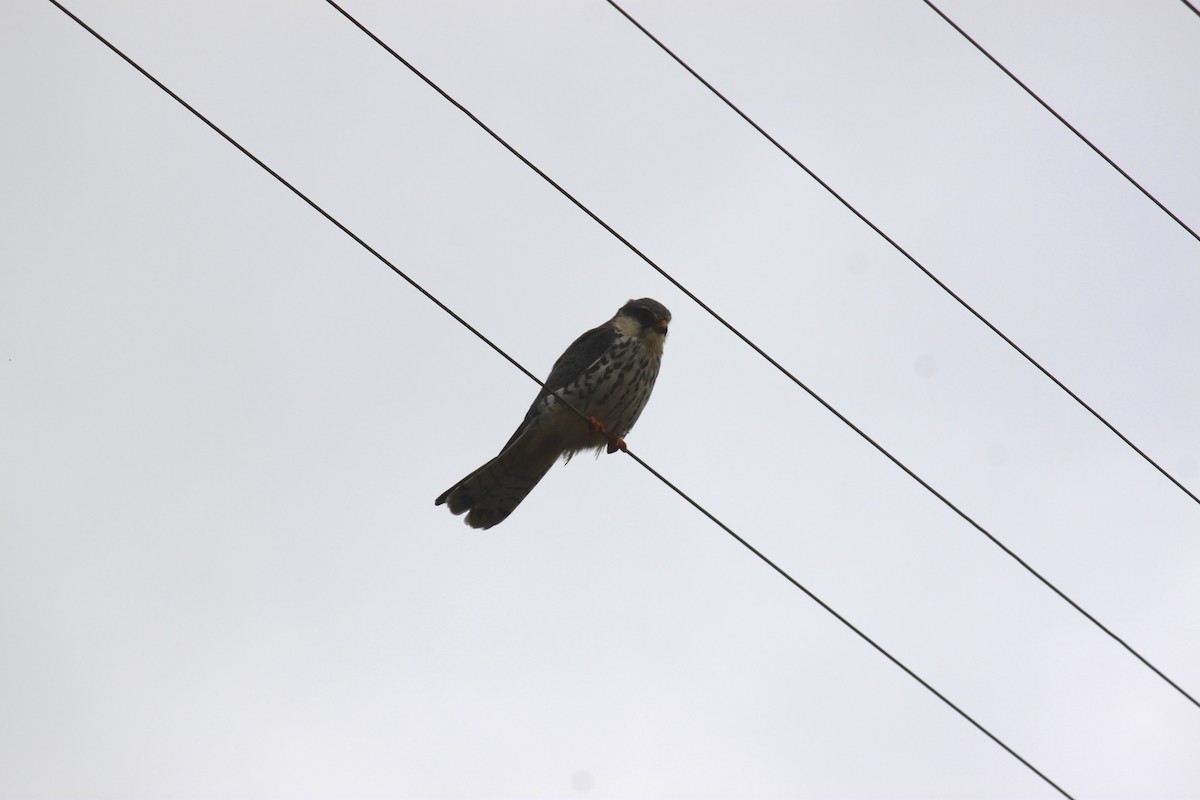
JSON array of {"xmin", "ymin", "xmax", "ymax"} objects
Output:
[
  {"xmin": 1182, "ymin": 0, "xmax": 1200, "ymax": 20},
  {"xmin": 624, "ymin": 451, "xmax": 1074, "ymax": 800},
  {"xmin": 322, "ymin": 0, "xmax": 1200, "ymax": 711},
  {"xmin": 922, "ymin": 0, "xmax": 1200, "ymax": 246},
  {"xmin": 45, "ymin": 4, "xmax": 1075, "ymax": 795},
  {"xmin": 603, "ymin": 0, "xmax": 1200, "ymax": 509}
]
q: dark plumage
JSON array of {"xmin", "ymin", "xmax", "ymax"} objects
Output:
[{"xmin": 436, "ymin": 298, "xmax": 671, "ymax": 529}]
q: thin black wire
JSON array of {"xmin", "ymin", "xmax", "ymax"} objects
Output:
[
  {"xmin": 324, "ymin": 0, "xmax": 1200, "ymax": 712},
  {"xmin": 625, "ymin": 453, "xmax": 1073, "ymax": 800},
  {"xmin": 43, "ymin": 14, "xmax": 537, "ymax": 389},
  {"xmin": 1182, "ymin": 0, "xmax": 1200, "ymax": 19},
  {"xmin": 604, "ymin": 0, "xmax": 1200, "ymax": 509},
  {"xmin": 45, "ymin": 4, "xmax": 1074, "ymax": 795},
  {"xmin": 923, "ymin": 0, "xmax": 1200, "ymax": 247}
]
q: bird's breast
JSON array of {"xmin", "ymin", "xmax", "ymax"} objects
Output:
[{"xmin": 560, "ymin": 334, "xmax": 661, "ymax": 442}]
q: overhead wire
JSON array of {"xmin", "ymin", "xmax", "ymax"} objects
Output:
[
  {"xmin": 321, "ymin": 0, "xmax": 1200, "ymax": 711},
  {"xmin": 45, "ymin": 3, "xmax": 1076, "ymax": 795},
  {"xmin": 1182, "ymin": 0, "xmax": 1200, "ymax": 19},
  {"xmin": 921, "ymin": 0, "xmax": 1200, "ymax": 246},
  {"xmin": 603, "ymin": 0, "xmax": 1200, "ymax": 509}
]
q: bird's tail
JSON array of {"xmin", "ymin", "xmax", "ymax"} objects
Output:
[{"xmin": 435, "ymin": 438, "xmax": 559, "ymax": 529}]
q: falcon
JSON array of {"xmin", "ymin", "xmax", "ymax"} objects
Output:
[{"xmin": 436, "ymin": 298, "xmax": 671, "ymax": 529}]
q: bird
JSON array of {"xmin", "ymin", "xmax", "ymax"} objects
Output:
[{"xmin": 436, "ymin": 297, "xmax": 671, "ymax": 529}]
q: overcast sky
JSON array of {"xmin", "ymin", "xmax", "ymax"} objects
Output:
[{"xmin": 3, "ymin": 1, "xmax": 1200, "ymax": 798}]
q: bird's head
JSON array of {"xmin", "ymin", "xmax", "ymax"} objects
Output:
[{"xmin": 615, "ymin": 297, "xmax": 671, "ymax": 353}]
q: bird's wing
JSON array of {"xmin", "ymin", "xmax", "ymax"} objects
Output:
[
  {"xmin": 542, "ymin": 322, "xmax": 618, "ymax": 393},
  {"xmin": 497, "ymin": 322, "xmax": 618, "ymax": 453}
]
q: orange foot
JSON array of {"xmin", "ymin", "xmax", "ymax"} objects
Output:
[{"xmin": 586, "ymin": 416, "xmax": 627, "ymax": 454}]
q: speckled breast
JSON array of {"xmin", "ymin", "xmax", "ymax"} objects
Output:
[{"xmin": 563, "ymin": 334, "xmax": 662, "ymax": 438}]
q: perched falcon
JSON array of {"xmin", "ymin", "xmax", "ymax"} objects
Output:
[{"xmin": 436, "ymin": 298, "xmax": 671, "ymax": 529}]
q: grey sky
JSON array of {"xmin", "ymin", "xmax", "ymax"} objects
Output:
[{"xmin": 3, "ymin": 1, "xmax": 1199, "ymax": 798}]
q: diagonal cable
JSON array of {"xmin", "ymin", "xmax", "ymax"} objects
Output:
[
  {"xmin": 1182, "ymin": 0, "xmax": 1200, "ymax": 19},
  {"xmin": 922, "ymin": 0, "xmax": 1200, "ymax": 245},
  {"xmin": 623, "ymin": 449, "xmax": 1073, "ymax": 800},
  {"xmin": 603, "ymin": 0, "xmax": 1200, "ymax": 509},
  {"xmin": 323, "ymin": 0, "xmax": 1200, "ymax": 710},
  {"xmin": 45, "ymin": 3, "xmax": 1075, "ymax": 795}
]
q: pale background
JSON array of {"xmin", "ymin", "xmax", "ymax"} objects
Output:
[{"xmin": 2, "ymin": 1, "xmax": 1199, "ymax": 798}]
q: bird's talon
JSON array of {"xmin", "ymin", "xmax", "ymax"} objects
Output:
[{"xmin": 588, "ymin": 416, "xmax": 625, "ymax": 453}]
